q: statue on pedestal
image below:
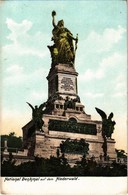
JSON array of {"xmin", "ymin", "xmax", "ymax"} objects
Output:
[
  {"xmin": 26, "ymin": 102, "xmax": 47, "ymax": 131},
  {"xmin": 95, "ymin": 107, "xmax": 116, "ymax": 139},
  {"xmin": 48, "ymin": 11, "xmax": 78, "ymax": 66},
  {"xmin": 95, "ymin": 107, "xmax": 116, "ymax": 161},
  {"xmin": 64, "ymin": 96, "xmax": 80, "ymax": 110}
]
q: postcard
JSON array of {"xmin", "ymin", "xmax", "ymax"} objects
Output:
[{"xmin": 1, "ymin": 0, "xmax": 127, "ymax": 194}]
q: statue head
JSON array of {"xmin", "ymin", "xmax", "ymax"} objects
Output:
[
  {"xmin": 35, "ymin": 105, "xmax": 38, "ymax": 109},
  {"xmin": 66, "ymin": 96, "xmax": 69, "ymax": 100},
  {"xmin": 57, "ymin": 20, "xmax": 64, "ymax": 27}
]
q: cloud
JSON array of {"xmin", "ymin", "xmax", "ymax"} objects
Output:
[
  {"xmin": 4, "ymin": 64, "xmax": 48, "ymax": 86},
  {"xmin": 79, "ymin": 68, "xmax": 104, "ymax": 81},
  {"xmin": 2, "ymin": 18, "xmax": 49, "ymax": 59},
  {"xmin": 110, "ymin": 71, "xmax": 127, "ymax": 98},
  {"xmin": 114, "ymin": 74, "xmax": 127, "ymax": 91},
  {"xmin": 112, "ymin": 92, "xmax": 126, "ymax": 98},
  {"xmin": 28, "ymin": 90, "xmax": 47, "ymax": 102},
  {"xmin": 83, "ymin": 92, "xmax": 104, "ymax": 98},
  {"xmin": 79, "ymin": 52, "xmax": 126, "ymax": 82},
  {"xmin": 84, "ymin": 25, "xmax": 126, "ymax": 53},
  {"xmin": 100, "ymin": 52, "xmax": 126, "ymax": 69},
  {"xmin": 6, "ymin": 18, "xmax": 33, "ymax": 42},
  {"xmin": 6, "ymin": 64, "xmax": 23, "ymax": 74},
  {"xmin": 4, "ymin": 64, "xmax": 25, "ymax": 85}
]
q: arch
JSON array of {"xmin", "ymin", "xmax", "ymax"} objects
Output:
[{"xmin": 69, "ymin": 117, "xmax": 77, "ymax": 123}]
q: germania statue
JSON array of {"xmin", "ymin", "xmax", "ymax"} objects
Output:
[{"xmin": 48, "ymin": 11, "xmax": 78, "ymax": 67}]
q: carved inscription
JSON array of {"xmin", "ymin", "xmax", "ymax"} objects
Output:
[
  {"xmin": 49, "ymin": 119, "xmax": 97, "ymax": 135},
  {"xmin": 61, "ymin": 77, "xmax": 74, "ymax": 91}
]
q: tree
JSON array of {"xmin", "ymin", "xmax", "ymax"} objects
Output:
[
  {"xmin": 115, "ymin": 149, "xmax": 127, "ymax": 159},
  {"xmin": 1, "ymin": 132, "xmax": 23, "ymax": 152}
]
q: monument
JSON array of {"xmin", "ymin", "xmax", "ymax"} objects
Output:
[{"xmin": 22, "ymin": 11, "xmax": 117, "ymax": 163}]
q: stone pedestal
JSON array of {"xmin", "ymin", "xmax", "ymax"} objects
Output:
[
  {"xmin": 22, "ymin": 62, "xmax": 117, "ymax": 163},
  {"xmin": 107, "ymin": 138, "xmax": 117, "ymax": 160},
  {"xmin": 34, "ymin": 131, "xmax": 46, "ymax": 157},
  {"xmin": 47, "ymin": 64, "xmax": 78, "ymax": 100}
]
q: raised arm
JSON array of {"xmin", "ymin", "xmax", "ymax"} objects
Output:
[{"xmin": 52, "ymin": 11, "xmax": 56, "ymax": 27}]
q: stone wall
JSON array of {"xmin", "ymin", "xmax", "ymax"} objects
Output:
[{"xmin": 32, "ymin": 129, "xmax": 116, "ymax": 162}]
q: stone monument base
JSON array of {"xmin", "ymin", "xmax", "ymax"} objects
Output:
[{"xmin": 24, "ymin": 129, "xmax": 116, "ymax": 165}]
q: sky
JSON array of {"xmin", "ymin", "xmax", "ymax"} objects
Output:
[{"xmin": 0, "ymin": 1, "xmax": 127, "ymax": 151}]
